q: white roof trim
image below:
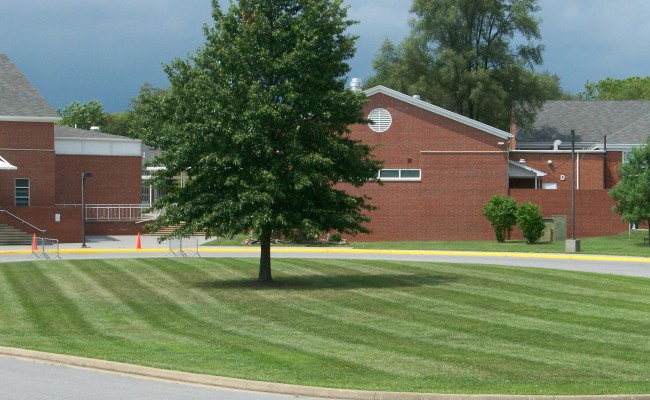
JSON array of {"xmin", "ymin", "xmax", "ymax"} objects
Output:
[
  {"xmin": 509, "ymin": 160, "xmax": 546, "ymax": 178},
  {"xmin": 55, "ymin": 137, "xmax": 142, "ymax": 157},
  {"xmin": 0, "ymin": 154, "xmax": 17, "ymax": 170},
  {"xmin": 0, "ymin": 115, "xmax": 60, "ymax": 123},
  {"xmin": 364, "ymin": 86, "xmax": 513, "ymax": 140}
]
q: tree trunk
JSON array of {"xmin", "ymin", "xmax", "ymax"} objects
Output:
[{"xmin": 258, "ymin": 228, "xmax": 273, "ymax": 282}]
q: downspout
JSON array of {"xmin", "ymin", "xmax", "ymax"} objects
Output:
[
  {"xmin": 603, "ymin": 135, "xmax": 608, "ymax": 189},
  {"xmin": 508, "ymin": 111, "xmax": 516, "ymax": 194},
  {"xmin": 577, "ymin": 152, "xmax": 580, "ymax": 190}
]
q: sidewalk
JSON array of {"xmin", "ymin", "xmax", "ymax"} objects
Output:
[{"xmin": 0, "ymin": 235, "xmax": 212, "ymax": 262}]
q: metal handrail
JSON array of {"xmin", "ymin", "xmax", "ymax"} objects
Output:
[
  {"xmin": 0, "ymin": 209, "xmax": 46, "ymax": 233},
  {"xmin": 56, "ymin": 204, "xmax": 158, "ymax": 222}
]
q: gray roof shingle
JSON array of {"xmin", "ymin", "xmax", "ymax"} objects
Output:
[
  {"xmin": 518, "ymin": 100, "xmax": 650, "ymax": 146},
  {"xmin": 0, "ymin": 54, "xmax": 59, "ymax": 119},
  {"xmin": 54, "ymin": 125, "xmax": 133, "ymax": 140}
]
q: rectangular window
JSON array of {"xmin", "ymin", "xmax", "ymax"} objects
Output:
[
  {"xmin": 378, "ymin": 169, "xmax": 421, "ymax": 181},
  {"xmin": 15, "ymin": 178, "xmax": 29, "ymax": 207},
  {"xmin": 623, "ymin": 151, "xmax": 632, "ymax": 163},
  {"xmin": 141, "ymin": 181, "xmax": 150, "ymax": 204}
]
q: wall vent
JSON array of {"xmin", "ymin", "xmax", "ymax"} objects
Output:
[{"xmin": 368, "ymin": 108, "xmax": 392, "ymax": 133}]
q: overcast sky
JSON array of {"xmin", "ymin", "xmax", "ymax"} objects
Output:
[{"xmin": 1, "ymin": 0, "xmax": 648, "ymax": 113}]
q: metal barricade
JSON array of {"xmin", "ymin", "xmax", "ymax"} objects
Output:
[
  {"xmin": 165, "ymin": 237, "xmax": 201, "ymax": 258},
  {"xmin": 30, "ymin": 237, "xmax": 61, "ymax": 260}
]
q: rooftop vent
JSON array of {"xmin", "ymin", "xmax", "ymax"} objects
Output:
[{"xmin": 349, "ymin": 78, "xmax": 363, "ymax": 92}]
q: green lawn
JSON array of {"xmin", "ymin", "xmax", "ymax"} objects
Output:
[
  {"xmin": 0, "ymin": 258, "xmax": 648, "ymax": 395},
  {"xmin": 205, "ymin": 231, "xmax": 650, "ymax": 257}
]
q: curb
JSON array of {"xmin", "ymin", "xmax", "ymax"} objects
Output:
[
  {"xmin": 1, "ymin": 346, "xmax": 648, "ymax": 400},
  {"xmin": 2, "ymin": 247, "xmax": 650, "ymax": 264}
]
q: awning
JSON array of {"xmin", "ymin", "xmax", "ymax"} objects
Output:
[
  {"xmin": 508, "ymin": 160, "xmax": 546, "ymax": 178},
  {"xmin": 0, "ymin": 155, "xmax": 17, "ymax": 170}
]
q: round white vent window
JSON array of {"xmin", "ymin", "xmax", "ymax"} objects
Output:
[{"xmin": 368, "ymin": 108, "xmax": 392, "ymax": 133}]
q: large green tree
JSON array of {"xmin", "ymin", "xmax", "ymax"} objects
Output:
[
  {"xmin": 366, "ymin": 0, "xmax": 561, "ymax": 131},
  {"xmin": 610, "ymin": 138, "xmax": 650, "ymax": 243},
  {"xmin": 56, "ymin": 100, "xmax": 108, "ymax": 130},
  {"xmin": 134, "ymin": 0, "xmax": 381, "ymax": 282},
  {"xmin": 579, "ymin": 76, "xmax": 650, "ymax": 100}
]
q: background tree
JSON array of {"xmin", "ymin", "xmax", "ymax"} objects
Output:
[
  {"xmin": 102, "ymin": 112, "xmax": 134, "ymax": 137},
  {"xmin": 367, "ymin": 0, "xmax": 561, "ymax": 131},
  {"xmin": 515, "ymin": 201, "xmax": 545, "ymax": 244},
  {"xmin": 609, "ymin": 137, "xmax": 650, "ymax": 243},
  {"xmin": 133, "ymin": 0, "xmax": 381, "ymax": 282},
  {"xmin": 481, "ymin": 195, "xmax": 518, "ymax": 242},
  {"xmin": 56, "ymin": 100, "xmax": 108, "ymax": 130},
  {"xmin": 579, "ymin": 76, "xmax": 650, "ymax": 100}
]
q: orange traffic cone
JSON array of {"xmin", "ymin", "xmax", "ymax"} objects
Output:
[
  {"xmin": 136, "ymin": 232, "xmax": 142, "ymax": 249},
  {"xmin": 32, "ymin": 233, "xmax": 38, "ymax": 250}
]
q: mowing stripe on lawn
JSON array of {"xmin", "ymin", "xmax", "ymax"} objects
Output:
[{"xmin": 0, "ymin": 258, "xmax": 648, "ymax": 395}]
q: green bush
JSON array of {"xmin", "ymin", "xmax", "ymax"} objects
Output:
[
  {"xmin": 329, "ymin": 232, "xmax": 343, "ymax": 243},
  {"xmin": 516, "ymin": 201, "xmax": 546, "ymax": 244},
  {"xmin": 481, "ymin": 195, "xmax": 518, "ymax": 242}
]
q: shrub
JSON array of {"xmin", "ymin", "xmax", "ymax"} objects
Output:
[
  {"xmin": 516, "ymin": 201, "xmax": 546, "ymax": 244},
  {"xmin": 329, "ymin": 232, "xmax": 343, "ymax": 243},
  {"xmin": 481, "ymin": 195, "xmax": 518, "ymax": 242}
]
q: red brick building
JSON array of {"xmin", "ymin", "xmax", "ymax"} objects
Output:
[
  {"xmin": 0, "ymin": 54, "xmax": 142, "ymax": 243},
  {"xmin": 347, "ymin": 86, "xmax": 633, "ymax": 241}
]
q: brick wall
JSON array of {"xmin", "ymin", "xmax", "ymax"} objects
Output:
[
  {"xmin": 0, "ymin": 121, "xmax": 54, "ymax": 149},
  {"xmin": 342, "ymin": 93, "xmax": 628, "ymax": 242},
  {"xmin": 0, "ymin": 206, "xmax": 81, "ymax": 242},
  {"xmin": 512, "ymin": 151, "xmax": 623, "ymax": 190},
  {"xmin": 0, "ymin": 121, "xmax": 57, "ymax": 207},
  {"xmin": 510, "ymin": 189, "xmax": 626, "ymax": 238},
  {"xmin": 346, "ymin": 92, "xmax": 510, "ymax": 242},
  {"xmin": 86, "ymin": 221, "xmax": 142, "ymax": 236},
  {"xmin": 55, "ymin": 155, "xmax": 142, "ymax": 204}
]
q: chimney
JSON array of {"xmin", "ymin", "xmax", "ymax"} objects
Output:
[{"xmin": 509, "ymin": 110, "xmax": 516, "ymax": 150}]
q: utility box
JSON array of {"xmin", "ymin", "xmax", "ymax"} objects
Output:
[
  {"xmin": 552, "ymin": 215, "xmax": 567, "ymax": 242},
  {"xmin": 542, "ymin": 218, "xmax": 554, "ymax": 242}
]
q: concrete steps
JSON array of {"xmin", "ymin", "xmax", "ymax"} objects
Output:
[
  {"xmin": 147, "ymin": 224, "xmax": 205, "ymax": 237},
  {"xmin": 0, "ymin": 224, "xmax": 32, "ymax": 245}
]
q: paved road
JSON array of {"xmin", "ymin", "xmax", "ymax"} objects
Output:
[
  {"xmin": 0, "ymin": 356, "xmax": 321, "ymax": 400},
  {"xmin": 1, "ymin": 235, "xmax": 649, "ymax": 278}
]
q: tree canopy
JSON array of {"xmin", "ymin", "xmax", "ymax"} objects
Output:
[
  {"xmin": 56, "ymin": 100, "xmax": 108, "ymax": 130},
  {"xmin": 610, "ymin": 138, "xmax": 650, "ymax": 242},
  {"xmin": 133, "ymin": 0, "xmax": 381, "ymax": 282},
  {"xmin": 579, "ymin": 77, "xmax": 650, "ymax": 100},
  {"xmin": 366, "ymin": 0, "xmax": 562, "ymax": 131}
]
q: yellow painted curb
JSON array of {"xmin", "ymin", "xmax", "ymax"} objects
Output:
[{"xmin": 1, "ymin": 247, "xmax": 650, "ymax": 264}]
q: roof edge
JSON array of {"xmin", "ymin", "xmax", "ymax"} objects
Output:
[
  {"xmin": 508, "ymin": 160, "xmax": 547, "ymax": 177},
  {"xmin": 55, "ymin": 136, "xmax": 142, "ymax": 144},
  {"xmin": 364, "ymin": 86, "xmax": 513, "ymax": 140},
  {"xmin": 0, "ymin": 116, "xmax": 60, "ymax": 123}
]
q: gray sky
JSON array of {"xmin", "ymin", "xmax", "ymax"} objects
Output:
[{"xmin": 1, "ymin": 0, "xmax": 648, "ymax": 113}]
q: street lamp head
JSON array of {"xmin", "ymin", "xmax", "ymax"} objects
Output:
[{"xmin": 82, "ymin": 172, "xmax": 92, "ymax": 179}]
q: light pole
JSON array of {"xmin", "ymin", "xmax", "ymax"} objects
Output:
[
  {"xmin": 81, "ymin": 172, "xmax": 92, "ymax": 248},
  {"xmin": 566, "ymin": 130, "xmax": 580, "ymax": 252}
]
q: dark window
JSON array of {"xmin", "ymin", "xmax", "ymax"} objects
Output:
[{"xmin": 15, "ymin": 178, "xmax": 29, "ymax": 206}]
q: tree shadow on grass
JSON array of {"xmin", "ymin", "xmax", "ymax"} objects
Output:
[{"xmin": 195, "ymin": 273, "xmax": 456, "ymax": 291}]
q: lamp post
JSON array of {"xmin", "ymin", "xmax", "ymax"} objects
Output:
[
  {"xmin": 566, "ymin": 130, "xmax": 580, "ymax": 252},
  {"xmin": 81, "ymin": 172, "xmax": 92, "ymax": 248}
]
